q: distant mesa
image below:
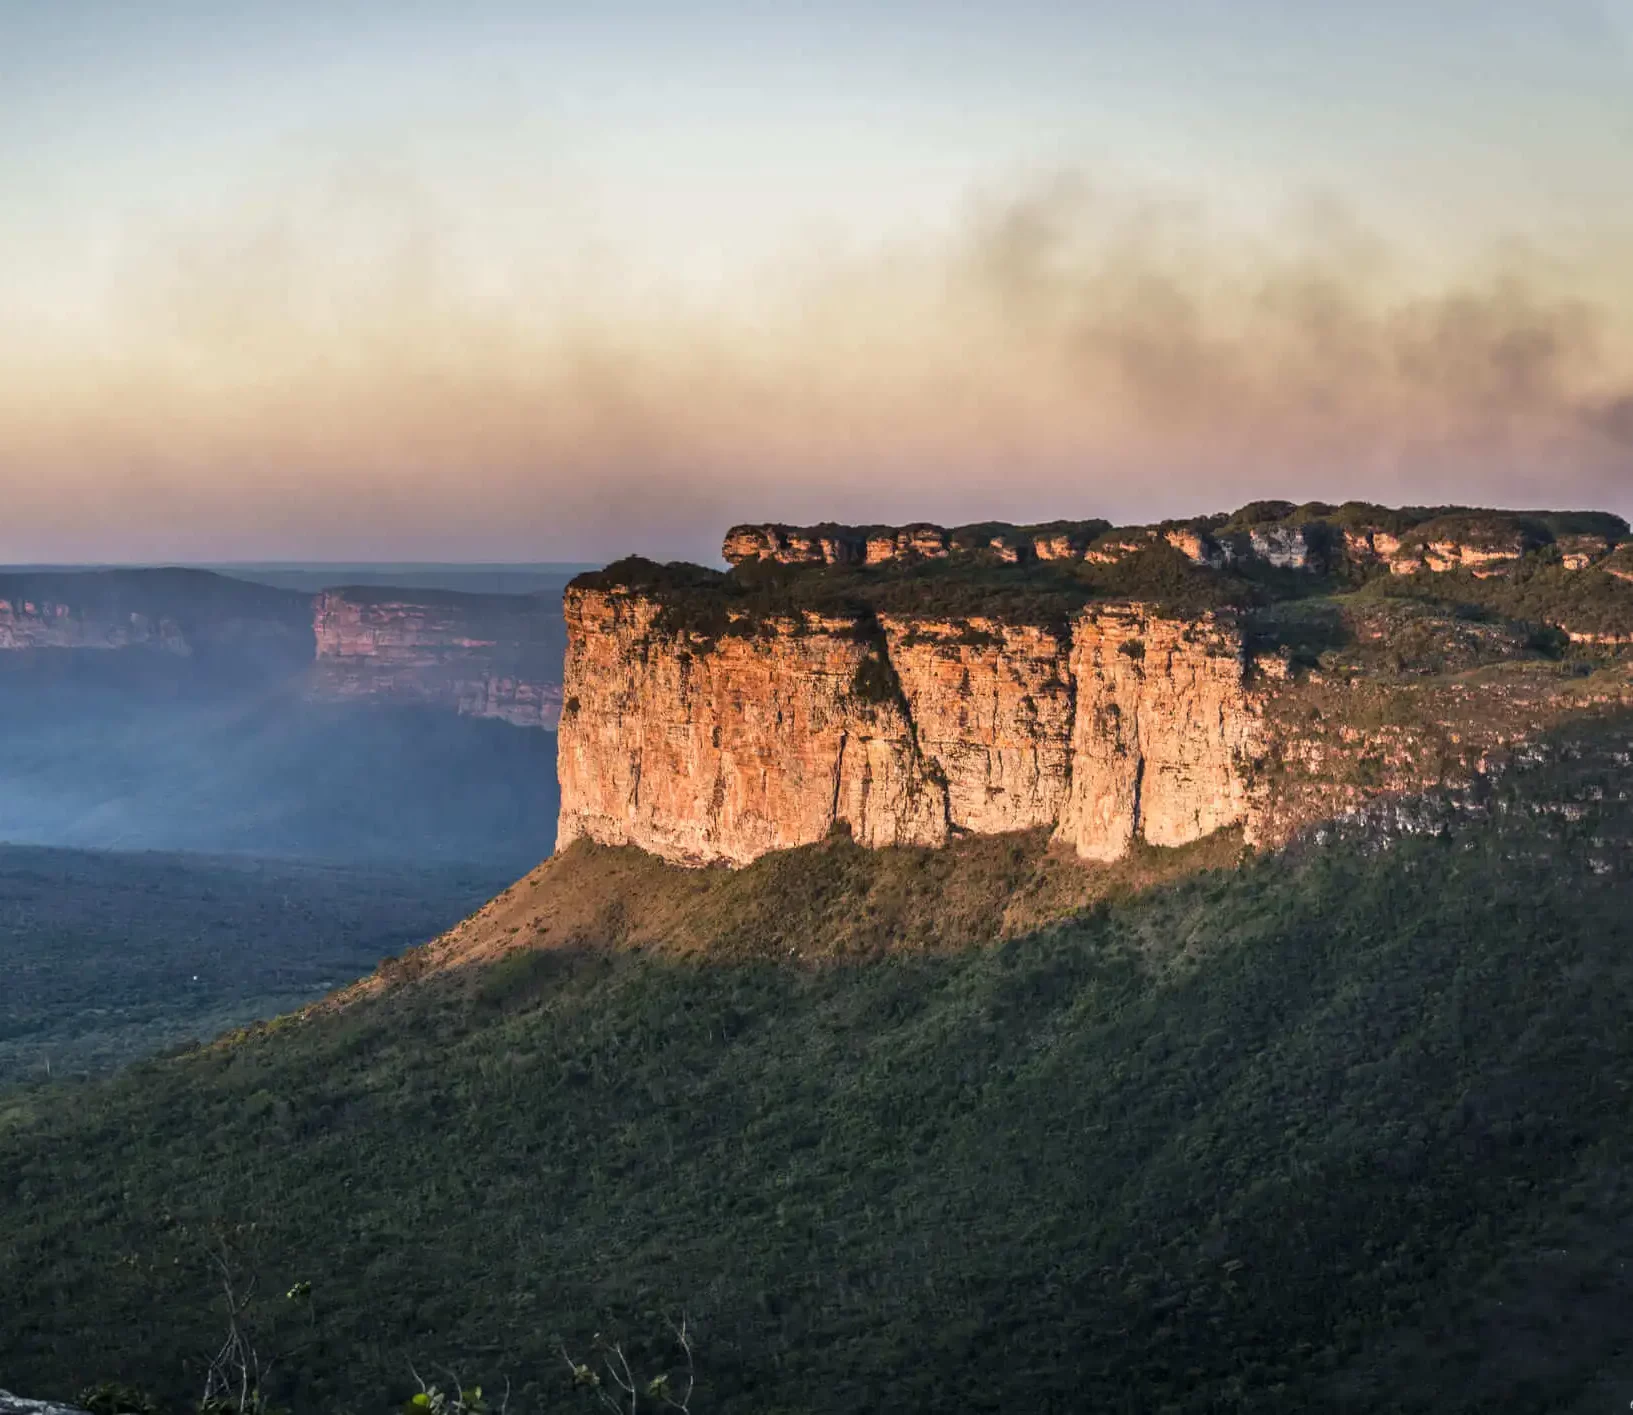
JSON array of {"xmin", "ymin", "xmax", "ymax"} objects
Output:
[{"xmin": 0, "ymin": 569, "xmax": 564, "ymax": 730}]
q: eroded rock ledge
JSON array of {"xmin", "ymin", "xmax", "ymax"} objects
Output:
[{"xmin": 558, "ymin": 591, "xmax": 1253, "ymax": 864}]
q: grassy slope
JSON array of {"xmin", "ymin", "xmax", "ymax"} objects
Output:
[{"xmin": 5, "ymin": 721, "xmax": 1633, "ymax": 1411}]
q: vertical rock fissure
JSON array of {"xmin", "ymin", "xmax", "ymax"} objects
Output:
[
  {"xmin": 1129, "ymin": 752, "xmax": 1146, "ymax": 845},
  {"xmin": 830, "ymin": 729, "xmax": 849, "ymax": 831}
]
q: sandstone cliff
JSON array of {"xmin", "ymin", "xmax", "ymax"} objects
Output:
[
  {"xmin": 724, "ymin": 505, "xmax": 1627, "ymax": 579},
  {"xmin": 559, "ymin": 502, "xmax": 1633, "ymax": 869},
  {"xmin": 310, "ymin": 588, "xmax": 564, "ymax": 728},
  {"xmin": 557, "ymin": 585, "xmax": 1264, "ymax": 866}
]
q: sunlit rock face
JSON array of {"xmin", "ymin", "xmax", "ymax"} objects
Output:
[
  {"xmin": 555, "ymin": 590, "xmax": 947, "ymax": 864},
  {"xmin": 561, "ymin": 504, "xmax": 1633, "ymax": 870},
  {"xmin": 1054, "ymin": 606, "xmax": 1259, "ymax": 861},
  {"xmin": 556, "ymin": 588, "xmax": 1261, "ymax": 867},
  {"xmin": 311, "ymin": 589, "xmax": 563, "ymax": 728}
]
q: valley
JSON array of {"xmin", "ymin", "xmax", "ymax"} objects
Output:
[{"xmin": 0, "ymin": 844, "xmax": 507, "ymax": 1083}]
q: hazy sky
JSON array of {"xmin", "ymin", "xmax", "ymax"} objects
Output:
[{"xmin": 3, "ymin": 1, "xmax": 1631, "ymax": 562}]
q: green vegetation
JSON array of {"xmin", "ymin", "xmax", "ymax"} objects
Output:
[
  {"xmin": 578, "ymin": 501, "xmax": 1633, "ymax": 653},
  {"xmin": 6, "ymin": 719, "xmax": 1633, "ymax": 1410},
  {"xmin": 1363, "ymin": 559, "xmax": 1633, "ymax": 638},
  {"xmin": 580, "ymin": 539, "xmax": 1292, "ymax": 646},
  {"xmin": 0, "ymin": 845, "xmax": 513, "ymax": 1083}
]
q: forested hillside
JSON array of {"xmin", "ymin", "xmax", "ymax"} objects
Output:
[
  {"xmin": 4, "ymin": 715, "xmax": 1633, "ymax": 1412},
  {"xmin": 0, "ymin": 846, "xmax": 513, "ymax": 1082}
]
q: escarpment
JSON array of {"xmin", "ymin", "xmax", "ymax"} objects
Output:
[
  {"xmin": 0, "ymin": 569, "xmax": 566, "ymax": 729},
  {"xmin": 0, "ymin": 568, "xmax": 312, "ymax": 673},
  {"xmin": 558, "ymin": 587, "xmax": 1263, "ymax": 866},
  {"xmin": 555, "ymin": 591, "xmax": 946, "ymax": 864},
  {"xmin": 309, "ymin": 588, "xmax": 564, "ymax": 727},
  {"xmin": 559, "ymin": 501, "xmax": 1633, "ymax": 868}
]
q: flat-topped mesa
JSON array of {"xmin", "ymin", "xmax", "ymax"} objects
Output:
[
  {"xmin": 311, "ymin": 588, "xmax": 564, "ymax": 728},
  {"xmin": 559, "ymin": 500, "xmax": 1633, "ymax": 872},
  {"xmin": 556, "ymin": 565, "xmax": 1263, "ymax": 867}
]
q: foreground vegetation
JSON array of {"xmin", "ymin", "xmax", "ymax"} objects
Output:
[{"xmin": 5, "ymin": 716, "xmax": 1633, "ymax": 1410}]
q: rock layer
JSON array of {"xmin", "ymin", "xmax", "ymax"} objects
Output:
[
  {"xmin": 1056, "ymin": 607, "xmax": 1258, "ymax": 860},
  {"xmin": 556, "ymin": 586, "xmax": 1263, "ymax": 866},
  {"xmin": 559, "ymin": 502, "xmax": 1633, "ymax": 871}
]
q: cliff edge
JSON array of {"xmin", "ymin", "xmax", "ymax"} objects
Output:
[{"xmin": 558, "ymin": 501, "xmax": 1633, "ymax": 867}]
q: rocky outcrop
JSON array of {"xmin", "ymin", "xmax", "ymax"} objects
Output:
[
  {"xmin": 722, "ymin": 520, "xmax": 1114, "ymax": 568},
  {"xmin": 724, "ymin": 507, "xmax": 1630, "ymax": 580},
  {"xmin": 556, "ymin": 584, "xmax": 1264, "ymax": 866},
  {"xmin": 310, "ymin": 589, "xmax": 564, "ymax": 728},
  {"xmin": 1055, "ymin": 607, "xmax": 1258, "ymax": 860},
  {"xmin": 555, "ymin": 591, "xmax": 948, "ymax": 864},
  {"xmin": 559, "ymin": 502, "xmax": 1633, "ymax": 872},
  {"xmin": 0, "ymin": 1393, "xmax": 88, "ymax": 1415},
  {"xmin": 0, "ymin": 596, "xmax": 188, "ymax": 653}
]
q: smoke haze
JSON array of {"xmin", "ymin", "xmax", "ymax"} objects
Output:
[{"xmin": 4, "ymin": 165, "xmax": 1630, "ymax": 564}]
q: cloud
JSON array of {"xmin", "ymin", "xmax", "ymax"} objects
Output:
[{"xmin": 2, "ymin": 167, "xmax": 1631, "ymax": 561}]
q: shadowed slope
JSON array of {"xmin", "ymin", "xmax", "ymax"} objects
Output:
[
  {"xmin": 4, "ymin": 718, "xmax": 1633, "ymax": 1411},
  {"xmin": 345, "ymin": 823, "xmax": 1247, "ymax": 998}
]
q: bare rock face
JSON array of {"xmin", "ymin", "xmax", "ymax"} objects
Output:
[
  {"xmin": 1556, "ymin": 534, "xmax": 1611, "ymax": 570},
  {"xmin": 1085, "ymin": 530, "xmax": 1158, "ymax": 564},
  {"xmin": 557, "ymin": 587, "xmax": 1262, "ymax": 867},
  {"xmin": 722, "ymin": 525, "xmax": 866, "ymax": 567},
  {"xmin": 311, "ymin": 589, "xmax": 563, "ymax": 728},
  {"xmin": 556, "ymin": 589, "xmax": 946, "ymax": 864},
  {"xmin": 880, "ymin": 617, "xmax": 1075, "ymax": 834},
  {"xmin": 1055, "ymin": 607, "xmax": 1258, "ymax": 861},
  {"xmin": 1388, "ymin": 514, "xmax": 1550, "ymax": 577},
  {"xmin": 0, "ymin": 596, "xmax": 188, "ymax": 653},
  {"xmin": 724, "ymin": 519, "xmax": 1115, "ymax": 569},
  {"xmin": 1163, "ymin": 528, "xmax": 1226, "ymax": 568}
]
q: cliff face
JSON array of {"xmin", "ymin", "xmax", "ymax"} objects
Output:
[
  {"xmin": 556, "ymin": 591, "xmax": 943, "ymax": 864},
  {"xmin": 556, "ymin": 588, "xmax": 1263, "ymax": 866},
  {"xmin": 0, "ymin": 571, "xmax": 565, "ymax": 729},
  {"xmin": 725, "ymin": 508, "xmax": 1628, "ymax": 579},
  {"xmin": 560, "ymin": 504, "xmax": 1633, "ymax": 870},
  {"xmin": 310, "ymin": 590, "xmax": 564, "ymax": 728},
  {"xmin": 1056, "ymin": 607, "xmax": 1258, "ymax": 861},
  {"xmin": 0, "ymin": 569, "xmax": 312, "ymax": 675},
  {"xmin": 0, "ymin": 596, "xmax": 188, "ymax": 653}
]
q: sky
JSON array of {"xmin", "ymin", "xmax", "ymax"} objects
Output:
[{"xmin": 2, "ymin": 1, "xmax": 1631, "ymax": 563}]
